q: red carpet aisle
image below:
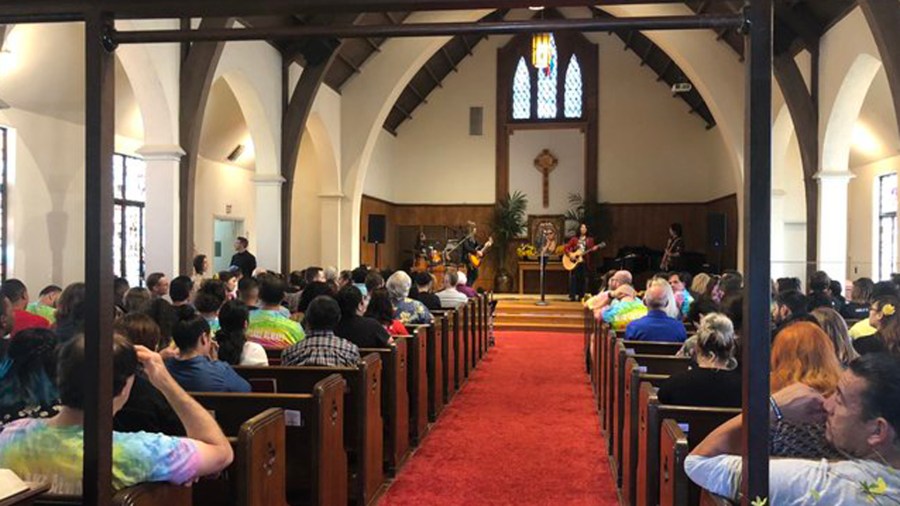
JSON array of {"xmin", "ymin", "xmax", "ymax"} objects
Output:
[{"xmin": 380, "ymin": 331, "xmax": 618, "ymax": 506}]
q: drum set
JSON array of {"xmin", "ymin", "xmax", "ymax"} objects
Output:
[{"xmin": 413, "ymin": 239, "xmax": 462, "ymax": 273}]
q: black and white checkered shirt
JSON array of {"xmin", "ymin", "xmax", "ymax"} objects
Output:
[{"xmin": 281, "ymin": 330, "xmax": 361, "ymax": 367}]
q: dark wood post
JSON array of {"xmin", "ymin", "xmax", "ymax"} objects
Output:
[
  {"xmin": 742, "ymin": 0, "xmax": 772, "ymax": 503},
  {"xmin": 83, "ymin": 10, "xmax": 116, "ymax": 506}
]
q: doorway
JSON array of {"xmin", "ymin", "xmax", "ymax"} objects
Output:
[{"xmin": 213, "ymin": 217, "xmax": 244, "ymax": 273}]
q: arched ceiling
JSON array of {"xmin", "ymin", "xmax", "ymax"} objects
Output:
[{"xmin": 199, "ymin": 78, "xmax": 255, "ymax": 170}]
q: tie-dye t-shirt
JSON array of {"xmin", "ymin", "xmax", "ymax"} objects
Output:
[
  {"xmin": 0, "ymin": 418, "xmax": 200, "ymax": 495},
  {"xmin": 602, "ymin": 299, "xmax": 648, "ymax": 332},
  {"xmin": 247, "ymin": 309, "xmax": 305, "ymax": 350},
  {"xmin": 26, "ymin": 302, "xmax": 56, "ymax": 324}
]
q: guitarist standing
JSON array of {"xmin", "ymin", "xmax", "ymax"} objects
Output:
[
  {"xmin": 460, "ymin": 222, "xmax": 491, "ymax": 287},
  {"xmin": 564, "ymin": 223, "xmax": 597, "ymax": 301}
]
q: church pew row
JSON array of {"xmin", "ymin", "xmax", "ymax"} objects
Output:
[
  {"xmin": 192, "ymin": 374, "xmax": 349, "ymax": 506},
  {"xmin": 636, "ymin": 382, "xmax": 740, "ymax": 506},
  {"xmin": 234, "ymin": 355, "xmax": 383, "ymax": 506},
  {"xmin": 358, "ymin": 341, "xmax": 411, "ymax": 476},
  {"xmin": 660, "ymin": 419, "xmax": 689, "ymax": 506},
  {"xmin": 35, "ymin": 479, "xmax": 193, "ymax": 506},
  {"xmin": 400, "ymin": 328, "xmax": 429, "ymax": 445}
]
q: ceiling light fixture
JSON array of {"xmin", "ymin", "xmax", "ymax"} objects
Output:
[{"xmin": 226, "ymin": 144, "xmax": 245, "ymax": 163}]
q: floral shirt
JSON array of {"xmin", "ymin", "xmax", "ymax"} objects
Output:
[
  {"xmin": 602, "ymin": 299, "xmax": 648, "ymax": 332},
  {"xmin": 247, "ymin": 309, "xmax": 305, "ymax": 350},
  {"xmin": 0, "ymin": 418, "xmax": 201, "ymax": 495},
  {"xmin": 393, "ymin": 297, "xmax": 433, "ymax": 326}
]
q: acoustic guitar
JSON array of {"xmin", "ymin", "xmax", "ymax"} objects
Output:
[
  {"xmin": 468, "ymin": 237, "xmax": 493, "ymax": 269},
  {"xmin": 562, "ymin": 242, "xmax": 606, "ymax": 271}
]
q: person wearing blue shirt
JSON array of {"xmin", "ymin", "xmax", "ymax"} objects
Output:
[
  {"xmin": 164, "ymin": 312, "xmax": 250, "ymax": 393},
  {"xmin": 625, "ymin": 283, "xmax": 687, "ymax": 343}
]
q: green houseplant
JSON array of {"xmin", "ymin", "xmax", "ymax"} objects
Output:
[{"xmin": 492, "ymin": 191, "xmax": 528, "ymax": 292}]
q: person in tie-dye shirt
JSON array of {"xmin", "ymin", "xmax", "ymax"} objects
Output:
[
  {"xmin": 26, "ymin": 285, "xmax": 61, "ymax": 325},
  {"xmin": 0, "ymin": 334, "xmax": 233, "ymax": 495},
  {"xmin": 247, "ymin": 275, "xmax": 304, "ymax": 349}
]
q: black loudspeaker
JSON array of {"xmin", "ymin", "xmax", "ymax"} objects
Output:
[
  {"xmin": 708, "ymin": 213, "xmax": 727, "ymax": 250},
  {"xmin": 368, "ymin": 214, "xmax": 386, "ymax": 244}
]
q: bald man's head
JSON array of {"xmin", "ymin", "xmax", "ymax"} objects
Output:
[
  {"xmin": 610, "ymin": 270, "xmax": 633, "ymax": 290},
  {"xmin": 644, "ymin": 283, "xmax": 668, "ymax": 310}
]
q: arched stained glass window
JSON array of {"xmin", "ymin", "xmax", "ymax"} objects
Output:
[
  {"xmin": 536, "ymin": 35, "xmax": 558, "ymax": 119},
  {"xmin": 512, "ymin": 57, "xmax": 531, "ymax": 119},
  {"xmin": 564, "ymin": 54, "xmax": 583, "ymax": 118}
]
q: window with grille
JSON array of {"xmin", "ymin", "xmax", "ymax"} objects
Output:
[
  {"xmin": 113, "ymin": 153, "xmax": 146, "ymax": 287},
  {"xmin": 878, "ymin": 173, "xmax": 897, "ymax": 281},
  {"xmin": 564, "ymin": 54, "xmax": 583, "ymax": 119},
  {"xmin": 0, "ymin": 127, "xmax": 8, "ymax": 281},
  {"xmin": 510, "ymin": 33, "xmax": 584, "ymax": 121},
  {"xmin": 512, "ymin": 57, "xmax": 531, "ymax": 120}
]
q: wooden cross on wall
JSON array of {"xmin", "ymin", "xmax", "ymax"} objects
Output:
[{"xmin": 534, "ymin": 149, "xmax": 558, "ymax": 208}]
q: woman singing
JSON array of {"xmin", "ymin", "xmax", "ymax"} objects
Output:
[{"xmin": 661, "ymin": 222, "xmax": 685, "ymax": 271}]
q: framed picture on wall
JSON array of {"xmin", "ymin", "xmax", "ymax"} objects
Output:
[{"xmin": 527, "ymin": 214, "xmax": 565, "ymax": 248}]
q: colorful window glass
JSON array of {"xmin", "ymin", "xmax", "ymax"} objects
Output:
[{"xmin": 536, "ymin": 35, "xmax": 558, "ymax": 119}]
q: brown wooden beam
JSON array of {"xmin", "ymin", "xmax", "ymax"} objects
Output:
[
  {"xmin": 83, "ymin": 11, "xmax": 115, "ymax": 506},
  {"xmin": 393, "ymin": 102, "xmax": 414, "ymax": 120},
  {"xmin": 179, "ymin": 17, "xmax": 230, "ymax": 274},
  {"xmin": 440, "ymin": 46, "xmax": 458, "ymax": 72},
  {"xmin": 860, "ymin": 0, "xmax": 900, "ymax": 138},
  {"xmin": 423, "ymin": 63, "xmax": 443, "ymax": 88},
  {"xmin": 656, "ymin": 59, "xmax": 673, "ymax": 81},
  {"xmin": 337, "ymin": 52, "xmax": 362, "ymax": 74}
]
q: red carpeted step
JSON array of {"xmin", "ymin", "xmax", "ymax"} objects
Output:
[{"xmin": 379, "ymin": 331, "xmax": 618, "ymax": 506}]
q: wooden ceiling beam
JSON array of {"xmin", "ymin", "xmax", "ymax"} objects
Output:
[
  {"xmin": 656, "ymin": 59, "xmax": 673, "ymax": 81},
  {"xmin": 337, "ymin": 52, "xmax": 362, "ymax": 73},
  {"xmin": 392, "ymin": 102, "xmax": 413, "ymax": 120},
  {"xmin": 422, "ymin": 63, "xmax": 443, "ymax": 88},
  {"xmin": 440, "ymin": 46, "xmax": 458, "ymax": 72},
  {"xmin": 639, "ymin": 43, "xmax": 653, "ymax": 66}
]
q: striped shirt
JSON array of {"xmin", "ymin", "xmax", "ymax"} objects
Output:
[
  {"xmin": 247, "ymin": 309, "xmax": 304, "ymax": 350},
  {"xmin": 281, "ymin": 330, "xmax": 360, "ymax": 368}
]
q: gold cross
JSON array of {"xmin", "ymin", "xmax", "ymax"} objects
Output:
[{"xmin": 534, "ymin": 149, "xmax": 558, "ymax": 208}]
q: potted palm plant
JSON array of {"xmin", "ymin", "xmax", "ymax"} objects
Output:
[{"xmin": 492, "ymin": 191, "xmax": 528, "ymax": 293}]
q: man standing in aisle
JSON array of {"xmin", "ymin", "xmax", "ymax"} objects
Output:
[{"xmin": 230, "ymin": 236, "xmax": 257, "ymax": 279}]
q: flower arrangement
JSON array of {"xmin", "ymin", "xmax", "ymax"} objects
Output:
[{"xmin": 517, "ymin": 243, "xmax": 537, "ymax": 259}]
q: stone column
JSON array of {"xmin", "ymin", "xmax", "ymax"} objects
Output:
[
  {"xmin": 770, "ymin": 189, "xmax": 787, "ymax": 280},
  {"xmin": 253, "ymin": 173, "xmax": 285, "ymax": 271},
  {"xmin": 137, "ymin": 144, "xmax": 183, "ymax": 277},
  {"xmin": 319, "ymin": 193, "xmax": 343, "ymax": 270},
  {"xmin": 815, "ymin": 170, "xmax": 854, "ymax": 282}
]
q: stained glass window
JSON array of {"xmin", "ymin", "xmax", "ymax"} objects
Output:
[
  {"xmin": 512, "ymin": 57, "xmax": 531, "ymax": 120},
  {"xmin": 114, "ymin": 153, "xmax": 146, "ymax": 287},
  {"xmin": 878, "ymin": 173, "xmax": 898, "ymax": 281},
  {"xmin": 0, "ymin": 127, "xmax": 7, "ymax": 281},
  {"xmin": 564, "ymin": 54, "xmax": 583, "ymax": 119},
  {"xmin": 536, "ymin": 35, "xmax": 558, "ymax": 119}
]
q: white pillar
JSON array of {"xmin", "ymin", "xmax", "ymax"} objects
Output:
[
  {"xmin": 253, "ymin": 173, "xmax": 285, "ymax": 271},
  {"xmin": 771, "ymin": 189, "xmax": 786, "ymax": 280},
  {"xmin": 319, "ymin": 194, "xmax": 343, "ymax": 270},
  {"xmin": 816, "ymin": 170, "xmax": 854, "ymax": 283},
  {"xmin": 137, "ymin": 144, "xmax": 183, "ymax": 277}
]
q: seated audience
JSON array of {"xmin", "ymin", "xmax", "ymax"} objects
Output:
[
  {"xmin": 219, "ymin": 270, "xmax": 238, "ymax": 300},
  {"xmin": 412, "ymin": 271, "xmax": 442, "ymax": 311},
  {"xmin": 587, "ymin": 270, "xmax": 633, "ymax": 316},
  {"xmin": 719, "ymin": 293, "xmax": 743, "ymax": 333},
  {"xmin": 338, "ymin": 270, "xmax": 352, "ymax": 290},
  {"xmin": 114, "ymin": 277, "xmax": 130, "ymax": 317},
  {"xmin": 351, "ymin": 266, "xmax": 370, "ymax": 297},
  {"xmin": 689, "ymin": 272, "xmax": 714, "ymax": 299},
  {"xmin": 113, "ymin": 313, "xmax": 185, "ymax": 436},
  {"xmin": 194, "ymin": 291, "xmax": 222, "ymax": 334},
  {"xmin": 842, "ymin": 277, "xmax": 875, "ymax": 321},
  {"xmin": 54, "ymin": 283, "xmax": 86, "ymax": 344},
  {"xmin": 775, "ymin": 276, "xmax": 802, "ymax": 294},
  {"xmin": 668, "ymin": 271, "xmax": 694, "ymax": 318},
  {"xmin": 806, "ymin": 270, "xmax": 834, "ymax": 311},
  {"xmin": 146, "ymin": 272, "xmax": 170, "ymax": 300},
  {"xmin": 829, "ymin": 279, "xmax": 847, "ymax": 314},
  {"xmin": 169, "ymin": 276, "xmax": 194, "ymax": 308},
  {"xmin": 854, "ymin": 295, "xmax": 900, "ymax": 356},
  {"xmin": 247, "ymin": 275, "xmax": 305, "ymax": 350},
  {"xmin": 284, "ymin": 270, "xmax": 305, "ymax": 313},
  {"xmin": 282, "ymin": 296, "xmax": 360, "ymax": 367},
  {"xmin": 365, "ymin": 270, "xmax": 385, "ymax": 294},
  {"xmin": 847, "ymin": 280, "xmax": 896, "ymax": 339},
  {"xmin": 297, "ymin": 281, "xmax": 333, "ymax": 315},
  {"xmin": 0, "ymin": 334, "xmax": 234, "ymax": 494},
  {"xmin": 456, "ymin": 272, "xmax": 477, "ymax": 298},
  {"xmin": 334, "ymin": 286, "xmax": 393, "ymax": 348},
  {"xmin": 437, "ymin": 270, "xmax": 468, "ymax": 309},
  {"xmin": 686, "ymin": 354, "xmax": 900, "ymax": 503},
  {"xmin": 387, "ymin": 271, "xmax": 433, "ymax": 325},
  {"xmin": 366, "ymin": 288, "xmax": 409, "ymax": 336},
  {"xmin": 811, "ymin": 307, "xmax": 859, "ymax": 367},
  {"xmin": 238, "ymin": 277, "xmax": 260, "ymax": 310},
  {"xmin": 164, "ymin": 313, "xmax": 250, "ymax": 393},
  {"xmin": 324, "ymin": 266, "xmax": 340, "ymax": 293},
  {"xmin": 771, "ymin": 289, "xmax": 814, "ymax": 338},
  {"xmin": 26, "ymin": 285, "xmax": 61, "ymax": 325},
  {"xmin": 216, "ymin": 300, "xmax": 268, "ymax": 366},
  {"xmin": 191, "ymin": 254, "xmax": 209, "ymax": 287},
  {"xmin": 624, "ymin": 282, "xmax": 687, "ymax": 342},
  {"xmin": 716, "ymin": 271, "xmax": 743, "ymax": 303},
  {"xmin": 1, "ymin": 279, "xmax": 50, "ymax": 335},
  {"xmin": 143, "ymin": 297, "xmax": 178, "ymax": 350},
  {"xmin": 602, "ymin": 285, "xmax": 646, "ymax": 332},
  {"xmin": 0, "ymin": 327, "xmax": 59, "ymax": 427},
  {"xmin": 658, "ymin": 313, "xmax": 740, "ymax": 408},
  {"xmin": 686, "ymin": 296, "xmax": 720, "ymax": 327},
  {"xmin": 304, "ymin": 266, "xmax": 326, "ymax": 285},
  {"xmin": 123, "ymin": 287, "xmax": 152, "ymax": 314}
]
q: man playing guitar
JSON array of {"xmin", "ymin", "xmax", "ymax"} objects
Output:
[
  {"xmin": 564, "ymin": 223, "xmax": 599, "ymax": 301},
  {"xmin": 460, "ymin": 222, "xmax": 492, "ymax": 287}
]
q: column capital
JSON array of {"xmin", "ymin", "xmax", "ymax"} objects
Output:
[
  {"xmin": 136, "ymin": 144, "xmax": 186, "ymax": 161},
  {"xmin": 814, "ymin": 170, "xmax": 855, "ymax": 182},
  {"xmin": 252, "ymin": 173, "xmax": 286, "ymax": 186}
]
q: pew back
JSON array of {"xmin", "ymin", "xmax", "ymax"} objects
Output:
[
  {"xmin": 359, "ymin": 340, "xmax": 411, "ymax": 475},
  {"xmin": 659, "ymin": 419, "xmax": 689, "ymax": 506}
]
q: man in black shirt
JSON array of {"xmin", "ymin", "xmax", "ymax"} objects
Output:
[
  {"xmin": 412, "ymin": 271, "xmax": 442, "ymax": 311},
  {"xmin": 333, "ymin": 285, "xmax": 393, "ymax": 348},
  {"xmin": 230, "ymin": 236, "xmax": 257, "ymax": 279}
]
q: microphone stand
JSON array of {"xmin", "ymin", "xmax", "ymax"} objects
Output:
[{"xmin": 536, "ymin": 236, "xmax": 548, "ymax": 307}]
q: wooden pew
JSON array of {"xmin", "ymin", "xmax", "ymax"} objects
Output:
[
  {"xmin": 399, "ymin": 327, "xmax": 429, "ymax": 445},
  {"xmin": 660, "ymin": 419, "xmax": 689, "ymax": 506},
  {"xmin": 192, "ymin": 374, "xmax": 348, "ymax": 506},
  {"xmin": 359, "ymin": 341, "xmax": 411, "ymax": 476},
  {"xmin": 607, "ymin": 338, "xmax": 625, "ymax": 460},
  {"xmin": 636, "ymin": 383, "xmax": 740, "ymax": 506},
  {"xmin": 35, "ymin": 483, "xmax": 192, "ymax": 506},
  {"xmin": 431, "ymin": 310, "xmax": 458, "ymax": 403},
  {"xmin": 475, "ymin": 295, "xmax": 485, "ymax": 361},
  {"xmin": 622, "ymin": 341, "xmax": 684, "ymax": 357},
  {"xmin": 266, "ymin": 349, "xmax": 282, "ymax": 366},
  {"xmin": 467, "ymin": 298, "xmax": 477, "ymax": 372},
  {"xmin": 460, "ymin": 302, "xmax": 471, "ymax": 379},
  {"xmin": 407, "ymin": 321, "xmax": 444, "ymax": 422},
  {"xmin": 450, "ymin": 309, "xmax": 464, "ymax": 390},
  {"xmin": 621, "ymin": 358, "xmax": 678, "ymax": 506},
  {"xmin": 234, "ymin": 355, "xmax": 383, "ymax": 506}
]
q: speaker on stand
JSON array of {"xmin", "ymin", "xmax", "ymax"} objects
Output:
[
  {"xmin": 707, "ymin": 213, "xmax": 727, "ymax": 274},
  {"xmin": 368, "ymin": 214, "xmax": 386, "ymax": 268}
]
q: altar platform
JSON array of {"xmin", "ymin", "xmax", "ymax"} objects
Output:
[{"xmin": 493, "ymin": 295, "xmax": 584, "ymax": 333}]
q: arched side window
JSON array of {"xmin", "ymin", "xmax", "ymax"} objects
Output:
[
  {"xmin": 564, "ymin": 54, "xmax": 583, "ymax": 119},
  {"xmin": 536, "ymin": 34, "xmax": 558, "ymax": 119},
  {"xmin": 512, "ymin": 57, "xmax": 531, "ymax": 120}
]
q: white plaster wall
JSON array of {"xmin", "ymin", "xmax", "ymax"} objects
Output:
[
  {"xmin": 291, "ymin": 130, "xmax": 324, "ymax": 271},
  {"xmin": 365, "ymin": 130, "xmax": 397, "ymax": 202},
  {"xmin": 193, "ymin": 156, "xmax": 257, "ymax": 266},
  {"xmin": 509, "ymin": 129, "xmax": 583, "ymax": 214},
  {"xmin": 848, "ymin": 155, "xmax": 900, "ymax": 280}
]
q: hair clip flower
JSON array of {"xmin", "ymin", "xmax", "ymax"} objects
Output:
[{"xmin": 883, "ymin": 304, "xmax": 896, "ymax": 316}]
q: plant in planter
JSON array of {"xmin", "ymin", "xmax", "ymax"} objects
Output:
[{"xmin": 492, "ymin": 191, "xmax": 528, "ymax": 292}]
